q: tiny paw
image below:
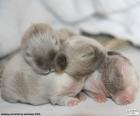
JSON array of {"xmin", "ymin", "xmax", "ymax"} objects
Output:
[
  {"xmin": 77, "ymin": 93, "xmax": 87, "ymax": 101},
  {"xmin": 67, "ymin": 98, "xmax": 80, "ymax": 106},
  {"xmin": 95, "ymin": 95, "xmax": 107, "ymax": 103}
]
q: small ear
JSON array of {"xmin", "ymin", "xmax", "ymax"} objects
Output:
[
  {"xmin": 107, "ymin": 51, "xmax": 121, "ymax": 56},
  {"xmin": 81, "ymin": 51, "xmax": 95, "ymax": 59},
  {"xmin": 55, "ymin": 53, "xmax": 67, "ymax": 73},
  {"xmin": 107, "ymin": 51, "xmax": 130, "ymax": 62}
]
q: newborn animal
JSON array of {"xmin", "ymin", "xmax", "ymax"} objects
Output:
[
  {"xmin": 1, "ymin": 35, "xmax": 106, "ymax": 106},
  {"xmin": 0, "ymin": 23, "xmax": 61, "ymax": 87},
  {"xmin": 84, "ymin": 51, "xmax": 139, "ymax": 105}
]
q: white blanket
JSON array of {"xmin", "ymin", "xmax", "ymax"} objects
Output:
[{"xmin": 0, "ymin": 0, "xmax": 140, "ymax": 57}]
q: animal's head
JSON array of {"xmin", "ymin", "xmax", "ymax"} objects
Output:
[
  {"xmin": 21, "ymin": 23, "xmax": 60, "ymax": 74},
  {"xmin": 54, "ymin": 36, "xmax": 106, "ymax": 79}
]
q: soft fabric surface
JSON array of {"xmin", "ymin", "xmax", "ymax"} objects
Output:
[
  {"xmin": 0, "ymin": 0, "xmax": 140, "ymax": 57},
  {"xmin": 0, "ymin": 47, "xmax": 140, "ymax": 116}
]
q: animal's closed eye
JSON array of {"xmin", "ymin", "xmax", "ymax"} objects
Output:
[
  {"xmin": 35, "ymin": 58, "xmax": 44, "ymax": 66},
  {"xmin": 81, "ymin": 52, "xmax": 95, "ymax": 58}
]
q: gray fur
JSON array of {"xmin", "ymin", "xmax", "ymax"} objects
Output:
[
  {"xmin": 100, "ymin": 55, "xmax": 125, "ymax": 94},
  {"xmin": 21, "ymin": 23, "xmax": 61, "ymax": 75}
]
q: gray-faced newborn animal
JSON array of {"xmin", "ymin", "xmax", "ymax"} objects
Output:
[
  {"xmin": 1, "ymin": 35, "xmax": 106, "ymax": 106},
  {"xmin": 84, "ymin": 51, "xmax": 139, "ymax": 105}
]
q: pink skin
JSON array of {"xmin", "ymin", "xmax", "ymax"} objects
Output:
[
  {"xmin": 67, "ymin": 93, "xmax": 87, "ymax": 106},
  {"xmin": 68, "ymin": 99, "xmax": 80, "ymax": 106},
  {"xmin": 93, "ymin": 88, "xmax": 135, "ymax": 105},
  {"xmin": 112, "ymin": 89, "xmax": 135, "ymax": 105},
  {"xmin": 91, "ymin": 89, "xmax": 134, "ymax": 104},
  {"xmin": 77, "ymin": 92, "xmax": 87, "ymax": 101},
  {"xmin": 86, "ymin": 87, "xmax": 136, "ymax": 105},
  {"xmin": 95, "ymin": 95, "xmax": 107, "ymax": 103}
]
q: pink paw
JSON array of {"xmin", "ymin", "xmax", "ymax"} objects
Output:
[
  {"xmin": 95, "ymin": 95, "xmax": 107, "ymax": 103},
  {"xmin": 68, "ymin": 99, "xmax": 80, "ymax": 106},
  {"xmin": 77, "ymin": 93, "xmax": 87, "ymax": 101}
]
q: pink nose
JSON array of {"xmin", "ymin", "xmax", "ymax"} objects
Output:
[{"xmin": 118, "ymin": 91, "xmax": 134, "ymax": 104}]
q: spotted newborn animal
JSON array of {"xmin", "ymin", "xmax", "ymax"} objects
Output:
[
  {"xmin": 1, "ymin": 36, "xmax": 106, "ymax": 106},
  {"xmin": 84, "ymin": 51, "xmax": 139, "ymax": 105}
]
